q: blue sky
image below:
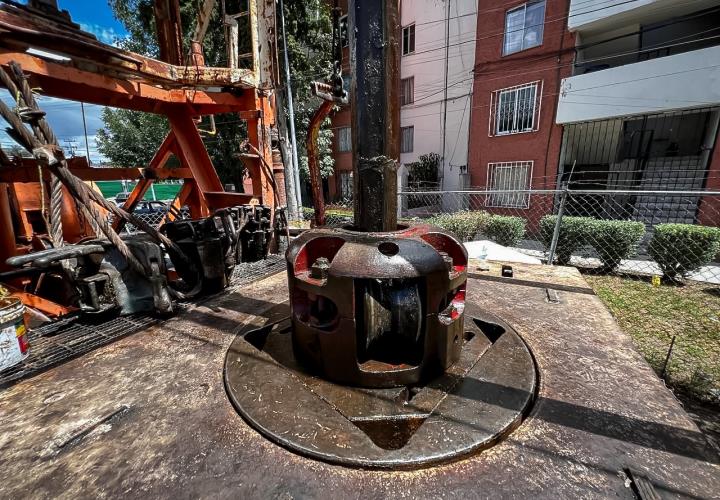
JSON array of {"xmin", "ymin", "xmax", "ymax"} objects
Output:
[{"xmin": 1, "ymin": 1, "xmax": 129, "ymax": 164}]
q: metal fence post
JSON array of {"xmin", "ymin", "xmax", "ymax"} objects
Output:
[{"xmin": 547, "ymin": 183, "xmax": 568, "ymax": 265}]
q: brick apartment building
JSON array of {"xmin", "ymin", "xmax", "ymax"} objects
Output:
[{"xmin": 467, "ymin": 0, "xmax": 720, "ymax": 226}]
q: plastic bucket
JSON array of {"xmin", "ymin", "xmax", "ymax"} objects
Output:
[{"xmin": 0, "ymin": 296, "xmax": 28, "ymax": 370}]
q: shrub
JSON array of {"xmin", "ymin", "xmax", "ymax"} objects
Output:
[
  {"xmin": 589, "ymin": 220, "xmax": 646, "ymax": 272},
  {"xmin": 484, "ymin": 215, "xmax": 526, "ymax": 247},
  {"xmin": 540, "ymin": 215, "xmax": 595, "ymax": 265},
  {"xmin": 301, "ymin": 207, "xmax": 315, "ymax": 221},
  {"xmin": 427, "ymin": 210, "xmax": 490, "ymax": 242},
  {"xmin": 648, "ymin": 224, "xmax": 720, "ymax": 280}
]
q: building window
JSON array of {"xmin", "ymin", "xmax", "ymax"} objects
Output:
[
  {"xmin": 490, "ymin": 81, "xmax": 542, "ymax": 136},
  {"xmin": 339, "ymin": 171, "xmax": 353, "ymax": 200},
  {"xmin": 503, "ymin": 1, "xmax": 545, "ymax": 56},
  {"xmin": 402, "ymin": 24, "xmax": 415, "ymax": 55},
  {"xmin": 486, "ymin": 161, "xmax": 532, "ymax": 208},
  {"xmin": 337, "ymin": 127, "xmax": 352, "ymax": 152},
  {"xmin": 340, "ymin": 15, "xmax": 349, "ymax": 47},
  {"xmin": 401, "ymin": 126, "xmax": 414, "ymax": 153},
  {"xmin": 400, "ymin": 77, "xmax": 414, "ymax": 106}
]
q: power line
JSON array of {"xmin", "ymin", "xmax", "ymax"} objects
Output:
[{"xmin": 407, "ymin": 0, "xmax": 706, "ymax": 60}]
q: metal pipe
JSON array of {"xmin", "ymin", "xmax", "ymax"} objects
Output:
[
  {"xmin": 278, "ymin": 0, "xmax": 303, "ymax": 210},
  {"xmin": 349, "ymin": 0, "xmax": 399, "ymax": 232},
  {"xmin": 0, "ymin": 183, "xmax": 16, "ymax": 272},
  {"xmin": 306, "ymin": 99, "xmax": 334, "ymax": 227},
  {"xmin": 547, "ymin": 185, "xmax": 569, "ymax": 266}
]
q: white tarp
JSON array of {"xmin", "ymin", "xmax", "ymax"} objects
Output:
[{"xmin": 464, "ymin": 240, "xmax": 542, "ymax": 265}]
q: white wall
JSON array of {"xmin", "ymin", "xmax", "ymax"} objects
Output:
[
  {"xmin": 557, "ymin": 45, "xmax": 720, "ymax": 124},
  {"xmin": 399, "ymin": 0, "xmax": 477, "ymax": 193}
]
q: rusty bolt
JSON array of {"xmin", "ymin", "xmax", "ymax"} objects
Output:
[{"xmin": 310, "ymin": 257, "xmax": 330, "ymax": 280}]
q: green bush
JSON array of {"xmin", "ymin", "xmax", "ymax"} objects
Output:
[
  {"xmin": 648, "ymin": 224, "xmax": 720, "ymax": 280},
  {"xmin": 301, "ymin": 206, "xmax": 315, "ymax": 221},
  {"xmin": 427, "ymin": 210, "xmax": 490, "ymax": 242},
  {"xmin": 484, "ymin": 215, "xmax": 526, "ymax": 247},
  {"xmin": 540, "ymin": 215, "xmax": 595, "ymax": 265},
  {"xmin": 589, "ymin": 220, "xmax": 646, "ymax": 272}
]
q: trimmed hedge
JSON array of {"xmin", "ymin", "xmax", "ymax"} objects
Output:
[
  {"xmin": 590, "ymin": 219, "xmax": 646, "ymax": 272},
  {"xmin": 648, "ymin": 224, "xmax": 720, "ymax": 280},
  {"xmin": 485, "ymin": 215, "xmax": 526, "ymax": 247},
  {"xmin": 427, "ymin": 210, "xmax": 490, "ymax": 242},
  {"xmin": 301, "ymin": 206, "xmax": 353, "ymax": 223},
  {"xmin": 540, "ymin": 215, "xmax": 594, "ymax": 265}
]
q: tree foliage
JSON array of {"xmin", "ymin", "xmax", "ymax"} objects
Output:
[
  {"xmin": 407, "ymin": 153, "xmax": 440, "ymax": 184},
  {"xmin": 96, "ymin": 107, "xmax": 169, "ymax": 166},
  {"xmin": 282, "ymin": 0, "xmax": 335, "ymax": 179}
]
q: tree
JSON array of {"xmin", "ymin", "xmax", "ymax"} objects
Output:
[
  {"xmin": 96, "ymin": 107, "xmax": 170, "ymax": 166},
  {"xmin": 281, "ymin": 0, "xmax": 335, "ymax": 180},
  {"xmin": 407, "ymin": 153, "xmax": 440, "ymax": 184}
]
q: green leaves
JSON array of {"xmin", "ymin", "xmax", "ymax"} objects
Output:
[
  {"xmin": 96, "ymin": 108, "xmax": 170, "ymax": 166},
  {"xmin": 540, "ymin": 216, "xmax": 646, "ymax": 269},
  {"xmin": 427, "ymin": 211, "xmax": 490, "ymax": 242},
  {"xmin": 591, "ymin": 220, "xmax": 646, "ymax": 272},
  {"xmin": 484, "ymin": 215, "xmax": 527, "ymax": 247},
  {"xmin": 281, "ymin": 0, "xmax": 336, "ymax": 181},
  {"xmin": 407, "ymin": 153, "xmax": 441, "ymax": 184},
  {"xmin": 540, "ymin": 215, "xmax": 595, "ymax": 266},
  {"xmin": 649, "ymin": 224, "xmax": 720, "ymax": 280}
]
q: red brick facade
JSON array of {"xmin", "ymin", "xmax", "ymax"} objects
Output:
[{"xmin": 467, "ymin": 0, "xmax": 575, "ymax": 192}]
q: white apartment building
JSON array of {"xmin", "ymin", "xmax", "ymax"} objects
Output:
[
  {"xmin": 555, "ymin": 0, "xmax": 720, "ymax": 224},
  {"xmin": 398, "ymin": 0, "xmax": 478, "ymax": 196}
]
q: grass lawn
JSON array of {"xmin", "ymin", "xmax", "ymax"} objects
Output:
[{"xmin": 585, "ymin": 274, "xmax": 720, "ymax": 403}]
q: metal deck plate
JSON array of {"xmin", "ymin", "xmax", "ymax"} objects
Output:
[{"xmin": 224, "ymin": 303, "xmax": 537, "ymax": 469}]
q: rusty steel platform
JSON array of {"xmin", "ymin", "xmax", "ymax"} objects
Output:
[{"xmin": 0, "ymin": 262, "xmax": 718, "ymax": 498}]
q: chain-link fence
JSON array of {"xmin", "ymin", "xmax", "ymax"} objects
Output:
[
  {"xmin": 113, "ymin": 207, "xmax": 191, "ymax": 234},
  {"xmin": 398, "ymin": 188, "xmax": 720, "ymax": 403}
]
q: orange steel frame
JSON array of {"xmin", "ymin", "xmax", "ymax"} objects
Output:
[{"xmin": 0, "ymin": 0, "xmax": 280, "ymax": 316}]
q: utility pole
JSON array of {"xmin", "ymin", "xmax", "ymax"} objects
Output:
[
  {"xmin": 440, "ymin": 0, "xmax": 451, "ymax": 190},
  {"xmin": 278, "ymin": 0, "xmax": 303, "ymax": 214},
  {"xmin": 81, "ymin": 102, "xmax": 91, "ymax": 165},
  {"xmin": 275, "ymin": 91, "xmax": 299, "ymax": 218}
]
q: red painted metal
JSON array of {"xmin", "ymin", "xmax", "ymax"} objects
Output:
[
  {"xmin": 0, "ymin": 0, "xmax": 282, "ymax": 314},
  {"xmin": 306, "ymin": 99, "xmax": 334, "ymax": 227}
]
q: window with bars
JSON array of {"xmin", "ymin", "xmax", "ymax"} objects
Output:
[
  {"xmin": 503, "ymin": 1, "xmax": 545, "ymax": 56},
  {"xmin": 401, "ymin": 126, "xmax": 414, "ymax": 153},
  {"xmin": 401, "ymin": 77, "xmax": 414, "ymax": 106},
  {"xmin": 402, "ymin": 24, "xmax": 415, "ymax": 55},
  {"xmin": 337, "ymin": 127, "xmax": 351, "ymax": 152},
  {"xmin": 490, "ymin": 81, "xmax": 541, "ymax": 136},
  {"xmin": 487, "ymin": 161, "xmax": 532, "ymax": 208},
  {"xmin": 340, "ymin": 15, "xmax": 349, "ymax": 47},
  {"xmin": 339, "ymin": 171, "xmax": 353, "ymax": 200}
]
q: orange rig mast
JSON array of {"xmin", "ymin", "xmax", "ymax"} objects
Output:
[{"xmin": 0, "ymin": 0, "xmax": 284, "ymax": 319}]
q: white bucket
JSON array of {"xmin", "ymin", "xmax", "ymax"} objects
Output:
[{"xmin": 0, "ymin": 296, "xmax": 28, "ymax": 371}]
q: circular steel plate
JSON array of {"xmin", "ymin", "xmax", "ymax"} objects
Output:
[{"xmin": 224, "ymin": 302, "xmax": 537, "ymax": 469}]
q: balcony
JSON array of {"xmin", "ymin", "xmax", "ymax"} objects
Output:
[
  {"xmin": 557, "ymin": 44, "xmax": 720, "ymax": 124},
  {"xmin": 568, "ymin": 0, "xmax": 719, "ymax": 32}
]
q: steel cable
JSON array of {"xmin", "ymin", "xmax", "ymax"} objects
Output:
[{"xmin": 0, "ymin": 62, "xmax": 202, "ymax": 296}]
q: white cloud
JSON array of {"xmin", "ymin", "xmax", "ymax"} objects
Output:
[
  {"xmin": 79, "ymin": 23, "xmax": 124, "ymax": 46},
  {"xmin": 0, "ymin": 90, "xmax": 108, "ymax": 164}
]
